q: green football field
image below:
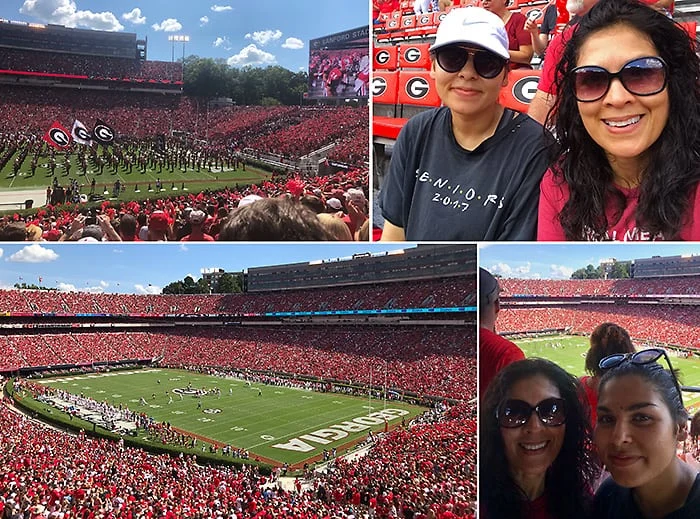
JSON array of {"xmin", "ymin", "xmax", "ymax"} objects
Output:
[
  {"xmin": 516, "ymin": 335, "xmax": 700, "ymax": 414},
  {"xmin": 35, "ymin": 368, "xmax": 426, "ymax": 466},
  {"xmin": 0, "ymin": 149, "xmax": 271, "ymax": 205}
]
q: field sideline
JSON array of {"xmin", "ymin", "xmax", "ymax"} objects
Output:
[
  {"xmin": 516, "ymin": 335, "xmax": 700, "ymax": 413},
  {"xmin": 35, "ymin": 368, "xmax": 426, "ymax": 467}
]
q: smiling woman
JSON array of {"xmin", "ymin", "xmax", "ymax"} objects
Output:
[
  {"xmin": 538, "ymin": 0, "xmax": 700, "ymax": 241},
  {"xmin": 593, "ymin": 349, "xmax": 700, "ymax": 518},
  {"xmin": 479, "ymin": 358, "xmax": 600, "ymax": 519}
]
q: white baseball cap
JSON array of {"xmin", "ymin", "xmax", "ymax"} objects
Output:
[{"xmin": 429, "ymin": 7, "xmax": 510, "ymax": 60}]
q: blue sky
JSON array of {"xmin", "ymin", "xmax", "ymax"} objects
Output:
[
  {"xmin": 480, "ymin": 243, "xmax": 700, "ymax": 279},
  {"xmin": 0, "ymin": 0, "xmax": 368, "ymax": 71},
  {"xmin": 0, "ymin": 243, "xmax": 414, "ymax": 294}
]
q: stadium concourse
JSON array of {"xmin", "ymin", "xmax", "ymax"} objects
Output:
[
  {"xmin": 495, "ymin": 277, "xmax": 700, "ymax": 349},
  {"xmin": 0, "ymin": 21, "xmax": 369, "ymax": 241},
  {"xmin": 0, "ymin": 247, "xmax": 477, "ymax": 518}
]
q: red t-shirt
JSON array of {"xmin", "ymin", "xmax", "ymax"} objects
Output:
[
  {"xmin": 538, "ymin": 168, "xmax": 700, "ymax": 240},
  {"xmin": 580, "ymin": 375, "xmax": 598, "ymax": 427},
  {"xmin": 506, "ymin": 12, "xmax": 533, "ymax": 70},
  {"xmin": 479, "ymin": 327, "xmax": 525, "ymax": 400},
  {"xmin": 537, "ymin": 24, "xmax": 576, "ymax": 95}
]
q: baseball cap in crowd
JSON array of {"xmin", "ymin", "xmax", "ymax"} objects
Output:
[
  {"xmin": 479, "ymin": 267, "xmax": 500, "ymax": 311},
  {"xmin": 189, "ymin": 210, "xmax": 207, "ymax": 225},
  {"xmin": 326, "ymin": 198, "xmax": 343, "ymax": 211},
  {"xmin": 238, "ymin": 194, "xmax": 263, "ymax": 208},
  {"xmin": 148, "ymin": 210, "xmax": 170, "ymax": 232},
  {"xmin": 429, "ymin": 7, "xmax": 510, "ymax": 60}
]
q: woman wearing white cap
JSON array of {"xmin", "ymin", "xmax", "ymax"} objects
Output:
[{"xmin": 379, "ymin": 7, "xmax": 550, "ymax": 241}]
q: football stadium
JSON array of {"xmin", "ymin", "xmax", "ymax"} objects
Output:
[
  {"xmin": 0, "ymin": 244, "xmax": 476, "ymax": 518},
  {"xmin": 492, "ymin": 251, "xmax": 700, "ymax": 410},
  {"xmin": 0, "ymin": 9, "xmax": 370, "ymax": 241}
]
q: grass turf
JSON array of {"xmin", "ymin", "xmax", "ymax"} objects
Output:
[
  {"xmin": 35, "ymin": 368, "xmax": 426, "ymax": 466},
  {"xmin": 516, "ymin": 335, "xmax": 700, "ymax": 414},
  {"xmin": 0, "ymin": 149, "xmax": 272, "ymax": 205}
]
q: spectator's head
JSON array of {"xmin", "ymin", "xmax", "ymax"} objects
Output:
[
  {"xmin": 147, "ymin": 211, "xmax": 170, "ymax": 241},
  {"xmin": 79, "ymin": 224, "xmax": 104, "ymax": 242},
  {"xmin": 480, "ymin": 358, "xmax": 597, "ymax": 519},
  {"xmin": 118, "ymin": 214, "xmax": 138, "ymax": 241},
  {"xmin": 300, "ymin": 195, "xmax": 326, "ymax": 214},
  {"xmin": 25, "ymin": 224, "xmax": 43, "ymax": 241},
  {"xmin": 0, "ymin": 222, "xmax": 30, "ymax": 241},
  {"xmin": 218, "ymin": 198, "xmax": 333, "ymax": 241},
  {"xmin": 189, "ymin": 210, "xmax": 207, "ymax": 227},
  {"xmin": 345, "ymin": 188, "xmax": 367, "ymax": 213},
  {"xmin": 479, "ymin": 268, "xmax": 500, "ymax": 330},
  {"xmin": 317, "ymin": 213, "xmax": 353, "ymax": 241},
  {"xmin": 326, "ymin": 197, "xmax": 344, "ymax": 213},
  {"xmin": 428, "ymin": 7, "xmax": 509, "ymax": 115},
  {"xmin": 596, "ymin": 348, "xmax": 688, "ymax": 490},
  {"xmin": 585, "ymin": 322, "xmax": 635, "ymax": 377}
]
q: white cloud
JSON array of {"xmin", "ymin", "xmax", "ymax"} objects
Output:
[
  {"xmin": 282, "ymin": 37, "xmax": 304, "ymax": 50},
  {"xmin": 21, "ymin": 0, "xmax": 124, "ymax": 31},
  {"xmin": 487, "ymin": 262, "xmax": 513, "ymax": 277},
  {"xmin": 227, "ymin": 44, "xmax": 276, "ymax": 67},
  {"xmin": 514, "ymin": 262, "xmax": 532, "ymax": 275},
  {"xmin": 0, "ymin": 248, "xmax": 3, "ymax": 259},
  {"xmin": 549, "ymin": 264, "xmax": 574, "ymax": 279},
  {"xmin": 151, "ymin": 18, "xmax": 182, "ymax": 32},
  {"xmin": 213, "ymin": 36, "xmax": 231, "ymax": 49},
  {"xmin": 135, "ymin": 284, "xmax": 161, "ymax": 295},
  {"xmin": 179, "ymin": 243, "xmax": 189, "ymax": 252},
  {"xmin": 122, "ymin": 7, "xmax": 145, "ymax": 24},
  {"xmin": 8, "ymin": 244, "xmax": 59, "ymax": 263},
  {"xmin": 211, "ymin": 4, "xmax": 233, "ymax": 12},
  {"xmin": 200, "ymin": 15, "xmax": 209, "ymax": 25},
  {"xmin": 245, "ymin": 29, "xmax": 282, "ymax": 46},
  {"xmin": 57, "ymin": 280, "xmax": 109, "ymax": 293}
]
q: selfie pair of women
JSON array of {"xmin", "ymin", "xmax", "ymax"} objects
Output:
[{"xmin": 480, "ymin": 349, "xmax": 700, "ymax": 518}]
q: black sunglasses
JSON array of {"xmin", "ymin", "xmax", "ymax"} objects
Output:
[
  {"xmin": 599, "ymin": 348, "xmax": 683, "ymax": 406},
  {"xmin": 496, "ymin": 397, "xmax": 567, "ymax": 428},
  {"xmin": 572, "ymin": 56, "xmax": 667, "ymax": 102},
  {"xmin": 435, "ymin": 46, "xmax": 507, "ymax": 79}
]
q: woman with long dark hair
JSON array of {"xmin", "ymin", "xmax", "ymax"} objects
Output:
[
  {"xmin": 593, "ymin": 348, "xmax": 700, "ymax": 516},
  {"xmin": 480, "ymin": 358, "xmax": 600, "ymax": 518},
  {"xmin": 538, "ymin": 0, "xmax": 700, "ymax": 240}
]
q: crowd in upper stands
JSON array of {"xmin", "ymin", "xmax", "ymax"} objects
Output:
[
  {"xmin": 0, "ymin": 276, "xmax": 474, "ymax": 314},
  {"xmin": 499, "ymin": 277, "xmax": 700, "ymax": 297},
  {"xmin": 0, "ymin": 48, "xmax": 181, "ymax": 82}
]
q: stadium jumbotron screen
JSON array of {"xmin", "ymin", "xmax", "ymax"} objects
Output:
[{"xmin": 308, "ymin": 26, "xmax": 369, "ymax": 99}]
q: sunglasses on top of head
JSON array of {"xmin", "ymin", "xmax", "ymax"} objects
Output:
[
  {"xmin": 496, "ymin": 397, "xmax": 567, "ymax": 428},
  {"xmin": 435, "ymin": 46, "xmax": 508, "ymax": 78},
  {"xmin": 571, "ymin": 56, "xmax": 668, "ymax": 102},
  {"xmin": 598, "ymin": 347, "xmax": 684, "ymax": 406}
]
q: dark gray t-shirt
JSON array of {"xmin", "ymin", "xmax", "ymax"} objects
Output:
[
  {"xmin": 593, "ymin": 475, "xmax": 700, "ymax": 519},
  {"xmin": 379, "ymin": 106, "xmax": 550, "ymax": 241}
]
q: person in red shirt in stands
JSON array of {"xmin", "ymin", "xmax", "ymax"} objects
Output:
[{"xmin": 479, "ymin": 268, "xmax": 524, "ymax": 400}]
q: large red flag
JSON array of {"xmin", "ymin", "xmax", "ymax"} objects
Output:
[{"xmin": 43, "ymin": 121, "xmax": 71, "ymax": 150}]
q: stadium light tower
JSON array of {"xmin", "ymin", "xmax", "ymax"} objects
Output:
[{"xmin": 168, "ymin": 34, "xmax": 190, "ymax": 81}]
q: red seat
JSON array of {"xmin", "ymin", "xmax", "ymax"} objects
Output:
[
  {"xmin": 499, "ymin": 68, "xmax": 542, "ymax": 113},
  {"xmin": 373, "ymin": 70, "xmax": 400, "ymax": 105},
  {"xmin": 397, "ymin": 70, "xmax": 441, "ymax": 107},
  {"xmin": 398, "ymin": 42, "xmax": 431, "ymax": 70},
  {"xmin": 374, "ymin": 45, "xmax": 399, "ymax": 71},
  {"xmin": 373, "ymin": 115, "xmax": 409, "ymax": 140}
]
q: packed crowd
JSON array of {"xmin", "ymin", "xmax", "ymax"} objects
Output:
[
  {"xmin": 499, "ymin": 277, "xmax": 700, "ymax": 297},
  {"xmin": 0, "ymin": 48, "xmax": 181, "ymax": 82},
  {"xmin": 1, "ymin": 326, "xmax": 477, "ymax": 400},
  {"xmin": 0, "ymin": 276, "xmax": 474, "ymax": 315},
  {"xmin": 0, "ymin": 391, "xmax": 475, "ymax": 518},
  {"xmin": 498, "ymin": 304, "xmax": 700, "ymax": 349}
]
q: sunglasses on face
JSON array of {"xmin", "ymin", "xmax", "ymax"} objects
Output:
[
  {"xmin": 599, "ymin": 348, "xmax": 684, "ymax": 406},
  {"xmin": 496, "ymin": 397, "xmax": 567, "ymax": 428},
  {"xmin": 572, "ymin": 56, "xmax": 667, "ymax": 102},
  {"xmin": 435, "ymin": 46, "xmax": 507, "ymax": 78}
]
